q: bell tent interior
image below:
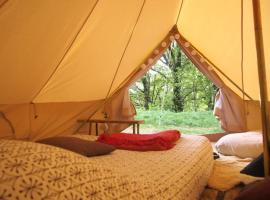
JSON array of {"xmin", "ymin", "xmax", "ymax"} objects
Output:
[{"xmin": 0, "ymin": 0, "xmax": 270, "ymax": 199}]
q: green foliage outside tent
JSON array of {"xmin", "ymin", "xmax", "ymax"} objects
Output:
[
  {"xmin": 134, "ymin": 110, "xmax": 222, "ymax": 135},
  {"xmin": 129, "ymin": 42, "xmax": 222, "ymax": 134}
]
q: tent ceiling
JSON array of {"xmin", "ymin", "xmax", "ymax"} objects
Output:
[
  {"xmin": 0, "ymin": 0, "xmax": 97, "ymax": 103},
  {"xmin": 34, "ymin": 0, "xmax": 181, "ymax": 103},
  {"xmin": 0, "ymin": 0, "xmax": 269, "ymax": 104}
]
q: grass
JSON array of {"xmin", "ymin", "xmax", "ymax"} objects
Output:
[{"xmin": 134, "ymin": 109, "xmax": 223, "ymax": 135}]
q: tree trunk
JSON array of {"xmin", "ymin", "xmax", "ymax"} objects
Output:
[
  {"xmin": 172, "ymin": 68, "xmax": 184, "ymax": 112},
  {"xmin": 141, "ymin": 75, "xmax": 151, "ymax": 110},
  {"xmin": 169, "ymin": 45, "xmax": 184, "ymax": 112},
  {"xmin": 207, "ymin": 84, "xmax": 218, "ymax": 110}
]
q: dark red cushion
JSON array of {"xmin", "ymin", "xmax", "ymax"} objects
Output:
[
  {"xmin": 235, "ymin": 177, "xmax": 270, "ymax": 200},
  {"xmin": 97, "ymin": 130, "xmax": 181, "ymax": 151},
  {"xmin": 37, "ymin": 136, "xmax": 116, "ymax": 157}
]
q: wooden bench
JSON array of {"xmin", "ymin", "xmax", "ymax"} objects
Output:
[{"xmin": 77, "ymin": 119, "xmax": 144, "ymax": 135}]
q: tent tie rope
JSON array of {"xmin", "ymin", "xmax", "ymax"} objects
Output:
[{"xmin": 0, "ymin": 111, "xmax": 15, "ymax": 135}]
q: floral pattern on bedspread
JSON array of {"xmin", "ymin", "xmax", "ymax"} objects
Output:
[
  {"xmin": 0, "ymin": 139, "xmax": 150, "ymax": 200},
  {"xmin": 0, "ymin": 135, "xmax": 213, "ymax": 200},
  {"xmin": 74, "ymin": 134, "xmax": 214, "ymax": 200}
]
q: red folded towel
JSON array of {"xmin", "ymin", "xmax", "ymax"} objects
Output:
[{"xmin": 97, "ymin": 130, "xmax": 181, "ymax": 151}]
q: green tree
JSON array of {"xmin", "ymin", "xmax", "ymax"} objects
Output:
[
  {"xmin": 141, "ymin": 74, "xmax": 151, "ymax": 110},
  {"xmin": 160, "ymin": 42, "xmax": 184, "ymax": 112},
  {"xmin": 130, "ymin": 41, "xmax": 217, "ymax": 113}
]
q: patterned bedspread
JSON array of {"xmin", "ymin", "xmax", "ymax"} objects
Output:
[{"xmin": 0, "ymin": 135, "xmax": 213, "ymax": 200}]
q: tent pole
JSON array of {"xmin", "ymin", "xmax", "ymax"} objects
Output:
[{"xmin": 252, "ymin": 0, "xmax": 270, "ymax": 176}]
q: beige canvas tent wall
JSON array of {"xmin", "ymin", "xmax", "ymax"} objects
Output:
[{"xmin": 0, "ymin": 0, "xmax": 269, "ymax": 143}]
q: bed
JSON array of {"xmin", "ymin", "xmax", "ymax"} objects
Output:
[{"xmin": 0, "ymin": 134, "xmax": 213, "ymax": 200}]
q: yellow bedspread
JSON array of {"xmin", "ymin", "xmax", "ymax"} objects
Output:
[{"xmin": 0, "ymin": 135, "xmax": 213, "ymax": 200}]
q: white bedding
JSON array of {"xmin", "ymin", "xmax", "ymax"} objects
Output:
[
  {"xmin": 0, "ymin": 134, "xmax": 213, "ymax": 200},
  {"xmin": 215, "ymin": 131, "xmax": 262, "ymax": 158}
]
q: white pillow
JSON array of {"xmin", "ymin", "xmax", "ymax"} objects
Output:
[{"xmin": 215, "ymin": 131, "xmax": 262, "ymax": 158}]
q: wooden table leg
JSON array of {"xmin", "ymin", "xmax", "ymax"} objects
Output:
[
  {"xmin": 89, "ymin": 122, "xmax": 92, "ymax": 135},
  {"xmin": 137, "ymin": 124, "xmax": 140, "ymax": 134},
  {"xmin": 95, "ymin": 123, "xmax": 98, "ymax": 136},
  {"xmin": 132, "ymin": 124, "xmax": 135, "ymax": 134}
]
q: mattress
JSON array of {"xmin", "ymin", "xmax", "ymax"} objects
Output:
[{"xmin": 0, "ymin": 134, "xmax": 213, "ymax": 200}]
